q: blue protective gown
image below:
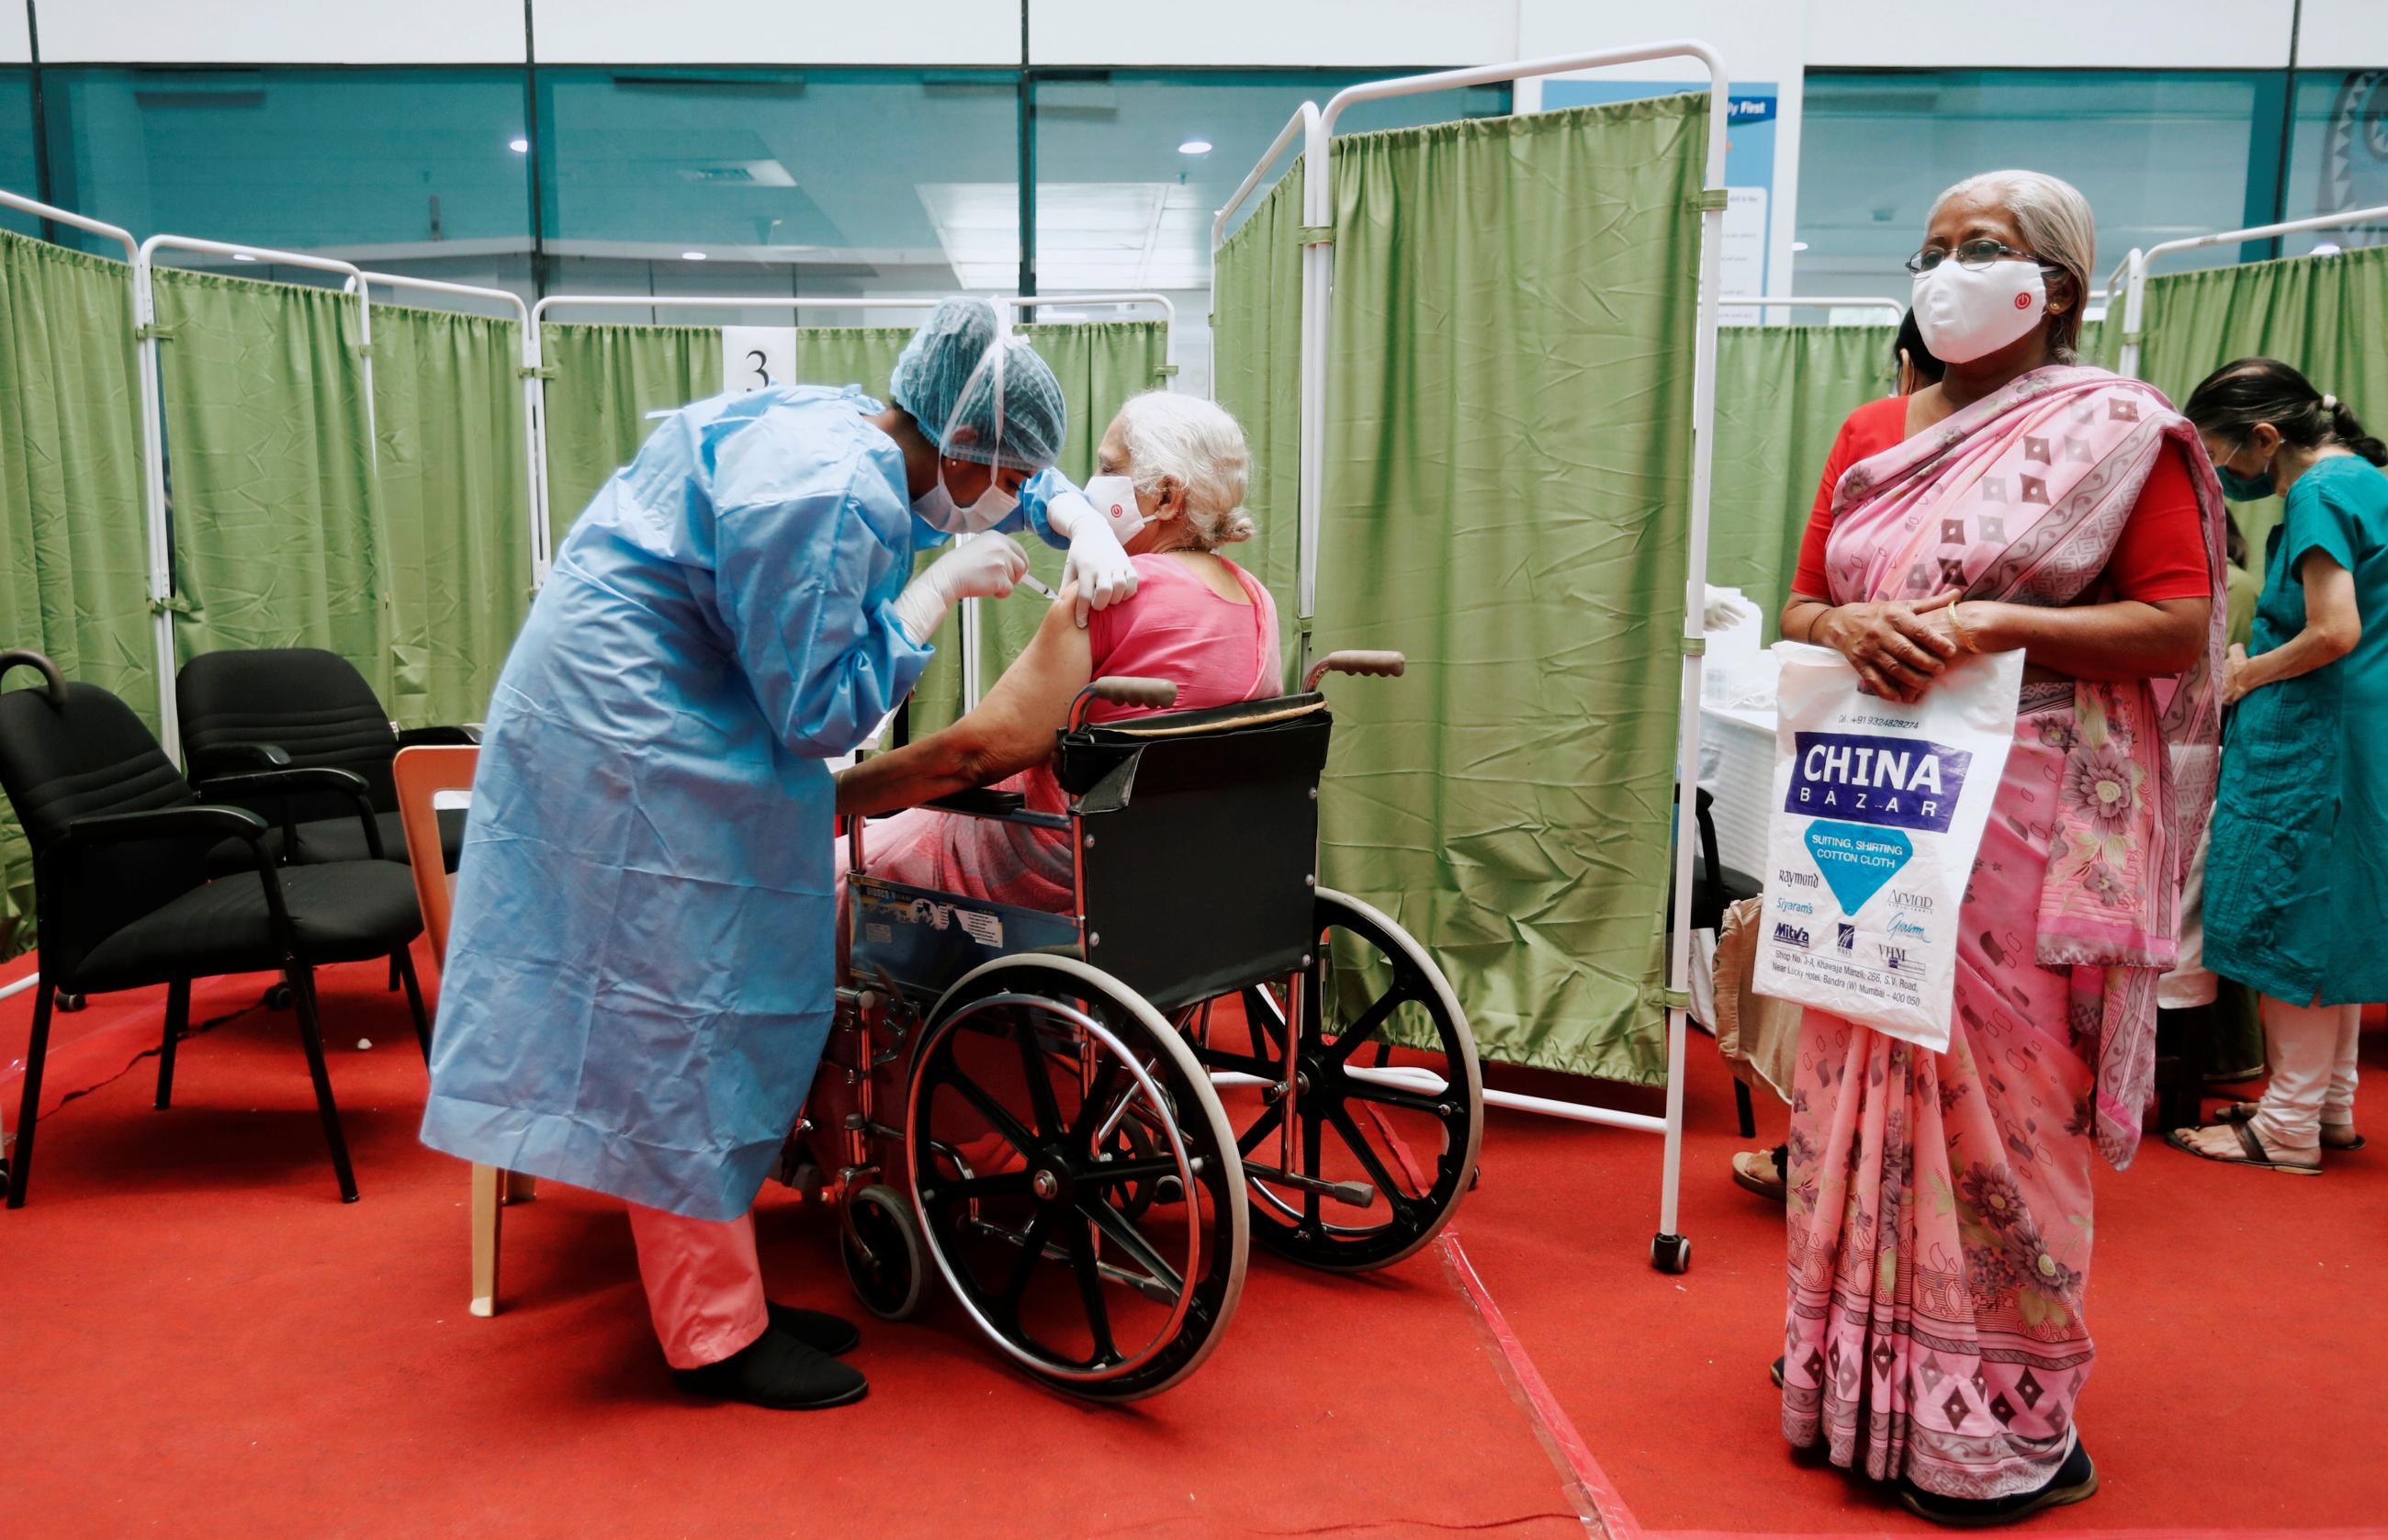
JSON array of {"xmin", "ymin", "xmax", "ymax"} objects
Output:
[{"xmin": 420, "ymin": 385, "xmax": 1079, "ymax": 1220}]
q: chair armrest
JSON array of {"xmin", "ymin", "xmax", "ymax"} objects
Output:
[
  {"xmin": 398, "ymin": 724, "xmax": 482, "ymax": 748},
  {"xmin": 923, "ymin": 788, "xmax": 1028, "ymax": 816},
  {"xmin": 188, "ymin": 740, "xmax": 293, "ymax": 779},
  {"xmin": 62, "ymin": 804, "xmax": 269, "ymax": 849},
  {"xmin": 196, "ymin": 767, "xmax": 386, "ymax": 860}
]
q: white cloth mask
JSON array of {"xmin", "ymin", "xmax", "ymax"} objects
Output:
[
  {"xmin": 1911, "ymin": 259, "xmax": 2049, "ymax": 365},
  {"xmin": 912, "ymin": 462, "xmax": 1018, "ymax": 535},
  {"xmin": 1079, "ymin": 475, "xmax": 1147, "ymax": 544}
]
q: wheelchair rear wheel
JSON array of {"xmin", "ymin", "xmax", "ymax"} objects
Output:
[
  {"xmin": 1189, "ymin": 889, "xmax": 1484, "ymax": 1273},
  {"xmin": 907, "ymin": 956, "xmax": 1248, "ymax": 1401}
]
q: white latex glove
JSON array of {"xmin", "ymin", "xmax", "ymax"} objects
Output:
[
  {"xmin": 1042, "ymin": 490, "xmax": 1139, "ymax": 627},
  {"xmin": 891, "ymin": 533, "xmax": 1030, "ymax": 645}
]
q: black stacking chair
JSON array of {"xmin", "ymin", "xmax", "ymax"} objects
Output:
[
  {"xmin": 176, "ymin": 647, "xmax": 477, "ymax": 872},
  {"xmin": 0, "ymin": 651, "xmax": 429, "ymax": 1208}
]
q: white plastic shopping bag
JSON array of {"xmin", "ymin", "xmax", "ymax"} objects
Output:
[{"xmin": 1752, "ymin": 641, "xmax": 2025, "ymax": 1051}]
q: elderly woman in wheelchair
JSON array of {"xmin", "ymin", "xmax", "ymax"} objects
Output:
[{"xmin": 799, "ymin": 392, "xmax": 1485, "ymax": 1400}]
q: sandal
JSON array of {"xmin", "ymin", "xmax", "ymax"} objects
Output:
[
  {"xmin": 2165, "ymin": 1121, "xmax": 2321, "ymax": 1175},
  {"xmin": 1732, "ymin": 1147, "xmax": 1787, "ymax": 1203},
  {"xmin": 2212, "ymin": 1102, "xmax": 2364, "ymax": 1151}
]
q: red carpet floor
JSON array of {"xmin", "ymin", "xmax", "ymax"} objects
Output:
[{"xmin": 4, "ymin": 946, "xmax": 2383, "ymax": 1539}]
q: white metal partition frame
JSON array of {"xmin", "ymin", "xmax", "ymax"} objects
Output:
[
  {"xmin": 2106, "ymin": 206, "xmax": 2388, "ymax": 380},
  {"xmin": 347, "ymin": 272, "xmax": 546, "ymax": 602},
  {"xmin": 1213, "ymin": 45, "xmax": 1730, "ymax": 1271},
  {"xmin": 1721, "ymin": 296, "xmax": 1905, "ymax": 322},
  {"xmin": 526, "ymin": 292, "xmax": 1178, "ymax": 709},
  {"xmin": 133, "ymin": 237, "xmax": 378, "ymax": 770}
]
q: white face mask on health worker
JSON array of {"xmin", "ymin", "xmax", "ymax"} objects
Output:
[
  {"xmin": 1078, "ymin": 474, "xmax": 1147, "ymax": 544},
  {"xmin": 912, "ymin": 464, "xmax": 1018, "ymax": 536},
  {"xmin": 1910, "ymin": 258, "xmax": 2049, "ymax": 365}
]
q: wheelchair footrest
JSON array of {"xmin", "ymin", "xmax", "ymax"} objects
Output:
[{"xmin": 1243, "ymin": 1163, "xmax": 1376, "ymax": 1209}]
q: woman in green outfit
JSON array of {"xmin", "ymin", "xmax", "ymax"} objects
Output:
[{"xmin": 2168, "ymin": 358, "xmax": 2387, "ymax": 1175}]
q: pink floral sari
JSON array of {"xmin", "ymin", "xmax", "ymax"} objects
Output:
[{"xmin": 1783, "ymin": 366, "xmax": 2225, "ymax": 1498}]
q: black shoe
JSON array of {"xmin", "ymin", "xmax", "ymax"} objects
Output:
[
  {"xmin": 1770, "ymin": 1355, "xmax": 1785, "ymax": 1388},
  {"xmin": 1898, "ymin": 1438, "xmax": 2097, "ymax": 1528},
  {"xmin": 767, "ymin": 1301, "xmax": 861, "ymax": 1356},
  {"xmin": 671, "ymin": 1323, "xmax": 869, "ymax": 1411}
]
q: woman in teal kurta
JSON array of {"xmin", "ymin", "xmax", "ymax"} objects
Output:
[{"xmin": 2168, "ymin": 358, "xmax": 2387, "ymax": 1175}]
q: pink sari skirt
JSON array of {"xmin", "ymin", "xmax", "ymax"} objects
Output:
[{"xmin": 1782, "ymin": 683, "xmax": 2112, "ymax": 1501}]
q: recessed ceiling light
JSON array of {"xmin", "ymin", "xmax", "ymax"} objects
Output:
[
  {"xmin": 1177, "ymin": 139, "xmax": 1212, "ymax": 155},
  {"xmin": 231, "ymin": 253, "xmax": 256, "ymax": 262},
  {"xmin": 1790, "ymin": 241, "xmax": 1809, "ymax": 252},
  {"xmin": 681, "ymin": 251, "xmax": 708, "ymax": 262},
  {"xmin": 508, "ymin": 137, "xmax": 530, "ymax": 153}
]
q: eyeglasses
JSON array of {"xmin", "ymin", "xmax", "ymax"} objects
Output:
[{"xmin": 1904, "ymin": 238, "xmax": 2043, "ymax": 275}]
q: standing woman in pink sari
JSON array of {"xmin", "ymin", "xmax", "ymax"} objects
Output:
[{"xmin": 1775, "ymin": 171, "xmax": 2225, "ymax": 1526}]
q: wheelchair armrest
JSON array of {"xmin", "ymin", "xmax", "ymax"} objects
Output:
[
  {"xmin": 189, "ymin": 740, "xmax": 293, "ymax": 779},
  {"xmin": 398, "ymin": 724, "xmax": 481, "ymax": 748},
  {"xmin": 922, "ymin": 788, "xmax": 1028, "ymax": 817},
  {"xmin": 196, "ymin": 767, "xmax": 386, "ymax": 860}
]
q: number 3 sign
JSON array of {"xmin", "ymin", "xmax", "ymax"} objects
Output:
[{"xmin": 721, "ymin": 326, "xmax": 798, "ymax": 396}]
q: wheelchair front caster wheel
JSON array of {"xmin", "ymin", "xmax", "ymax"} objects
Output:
[
  {"xmin": 264, "ymin": 984, "xmax": 294, "ymax": 1010},
  {"xmin": 56, "ymin": 993, "xmax": 86, "ymax": 1013},
  {"xmin": 840, "ymin": 1183, "xmax": 926, "ymax": 1321},
  {"xmin": 1650, "ymin": 1232, "xmax": 1691, "ymax": 1275}
]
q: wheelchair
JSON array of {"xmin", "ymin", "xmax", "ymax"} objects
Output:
[{"xmin": 787, "ymin": 652, "xmax": 1486, "ymax": 1400}]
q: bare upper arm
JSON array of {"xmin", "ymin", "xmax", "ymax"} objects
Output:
[
  {"xmin": 948, "ymin": 585, "xmax": 1097, "ymax": 781},
  {"xmin": 2297, "ymin": 551, "xmax": 2362, "ymax": 653}
]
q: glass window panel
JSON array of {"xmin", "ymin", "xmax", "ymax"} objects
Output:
[
  {"xmin": 1031, "ymin": 70, "xmax": 1508, "ymax": 396},
  {"xmin": 538, "ymin": 67, "xmax": 1019, "ymax": 329},
  {"xmin": 0, "ymin": 69, "xmax": 37, "ymax": 237},
  {"xmin": 2283, "ymin": 69, "xmax": 2388, "ymax": 255},
  {"xmin": 1796, "ymin": 71, "xmax": 2278, "ymax": 305},
  {"xmin": 40, "ymin": 67, "xmax": 532, "ymax": 307}
]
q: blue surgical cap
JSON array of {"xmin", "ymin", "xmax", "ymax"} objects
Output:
[{"xmin": 888, "ymin": 297, "xmax": 1067, "ymax": 473}]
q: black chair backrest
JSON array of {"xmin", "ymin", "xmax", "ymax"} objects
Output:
[
  {"xmin": 178, "ymin": 647, "xmax": 399, "ymax": 810},
  {"xmin": 1059, "ymin": 696, "xmax": 1333, "ymax": 1014},
  {"xmin": 0, "ymin": 669, "xmax": 207, "ymax": 984}
]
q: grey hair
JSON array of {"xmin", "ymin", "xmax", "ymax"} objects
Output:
[
  {"xmin": 1931, "ymin": 169, "xmax": 2097, "ymax": 363},
  {"xmin": 1109, "ymin": 391, "xmax": 1256, "ymax": 548}
]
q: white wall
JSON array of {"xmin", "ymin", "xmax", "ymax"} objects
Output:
[
  {"xmin": 33, "ymin": 3, "xmax": 527, "ymax": 64},
  {"xmin": 2299, "ymin": 0, "xmax": 2388, "ymax": 70},
  {"xmin": 1805, "ymin": 0, "xmax": 2299, "ymax": 69},
  {"xmin": 533, "ymin": 2, "xmax": 1018, "ymax": 67},
  {"xmin": 1031, "ymin": 1, "xmax": 1516, "ymax": 68},
  {"xmin": 0, "ymin": 7, "xmax": 28, "ymax": 65}
]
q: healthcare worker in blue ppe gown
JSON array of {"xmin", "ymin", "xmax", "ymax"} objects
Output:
[{"xmin": 420, "ymin": 298, "xmax": 1137, "ymax": 1410}]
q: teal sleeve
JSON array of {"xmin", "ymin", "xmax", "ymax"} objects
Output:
[{"xmin": 2283, "ymin": 478, "xmax": 2360, "ymax": 581}]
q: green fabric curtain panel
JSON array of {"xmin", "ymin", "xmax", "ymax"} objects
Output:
[
  {"xmin": 2126, "ymin": 243, "xmax": 2388, "ymax": 556},
  {"xmin": 794, "ymin": 325, "xmax": 911, "ymax": 398},
  {"xmin": 1211, "ymin": 171, "xmax": 1306, "ymax": 680},
  {"xmin": 370, "ymin": 303, "xmax": 535, "ymax": 726},
  {"xmin": 152, "ymin": 267, "xmax": 391, "ymax": 703},
  {"xmin": 0, "ymin": 230, "xmax": 151, "ymax": 954},
  {"xmin": 1708, "ymin": 323, "xmax": 1896, "ymax": 631},
  {"xmin": 1314, "ymin": 97, "xmax": 1711, "ymax": 1085},
  {"xmin": 537, "ymin": 321, "xmax": 714, "ymax": 548}
]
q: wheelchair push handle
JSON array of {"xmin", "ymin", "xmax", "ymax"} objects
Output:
[
  {"xmin": 1070, "ymin": 675, "xmax": 1177, "ymax": 729},
  {"xmin": 1304, "ymin": 651, "xmax": 1406, "ymax": 691}
]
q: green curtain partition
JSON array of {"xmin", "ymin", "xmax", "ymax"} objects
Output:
[
  {"xmin": 0, "ymin": 230, "xmax": 152, "ymax": 954},
  {"xmin": 152, "ymin": 266, "xmax": 392, "ymax": 704},
  {"xmin": 2125, "ymin": 243, "xmax": 2388, "ymax": 555},
  {"xmin": 1707, "ymin": 323, "xmax": 1896, "ymax": 631},
  {"xmin": 1211, "ymin": 172, "xmax": 1306, "ymax": 679},
  {"xmin": 370, "ymin": 303, "xmax": 535, "ymax": 726},
  {"xmin": 1312, "ymin": 97, "xmax": 1711, "ymax": 1085},
  {"xmin": 537, "ymin": 321, "xmax": 715, "ymax": 547},
  {"xmin": 794, "ymin": 325, "xmax": 911, "ymax": 398}
]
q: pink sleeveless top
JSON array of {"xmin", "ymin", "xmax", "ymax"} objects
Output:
[{"xmin": 860, "ymin": 553, "xmax": 1281, "ymax": 910}]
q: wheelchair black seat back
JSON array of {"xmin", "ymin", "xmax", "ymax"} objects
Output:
[{"xmin": 1055, "ymin": 692, "xmax": 1332, "ymax": 1014}]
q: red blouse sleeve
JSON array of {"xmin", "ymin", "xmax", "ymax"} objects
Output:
[
  {"xmin": 1792, "ymin": 396, "xmax": 1906, "ymax": 600},
  {"xmin": 2102, "ymin": 439, "xmax": 2213, "ymax": 603}
]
